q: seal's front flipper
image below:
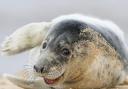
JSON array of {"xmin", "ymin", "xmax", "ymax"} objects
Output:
[
  {"xmin": 1, "ymin": 22, "xmax": 50, "ymax": 56},
  {"xmin": 3, "ymin": 74, "xmax": 50, "ymax": 89},
  {"xmin": 3, "ymin": 74, "xmax": 35, "ymax": 89}
]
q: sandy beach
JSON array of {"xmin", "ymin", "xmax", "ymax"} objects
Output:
[{"xmin": 0, "ymin": 75, "xmax": 128, "ymax": 89}]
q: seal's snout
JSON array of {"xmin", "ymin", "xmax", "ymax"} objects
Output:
[
  {"xmin": 33, "ymin": 59, "xmax": 65, "ymax": 85},
  {"xmin": 34, "ymin": 65, "xmax": 47, "ymax": 73}
]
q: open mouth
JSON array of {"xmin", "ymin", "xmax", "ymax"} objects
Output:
[{"xmin": 43, "ymin": 73, "xmax": 64, "ymax": 85}]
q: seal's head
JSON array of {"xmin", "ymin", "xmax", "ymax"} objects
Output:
[
  {"xmin": 33, "ymin": 19, "xmax": 89, "ymax": 85},
  {"xmin": 33, "ymin": 18, "xmax": 124, "ymax": 88}
]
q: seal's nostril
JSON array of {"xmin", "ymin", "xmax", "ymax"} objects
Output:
[
  {"xmin": 34, "ymin": 65, "xmax": 39, "ymax": 72},
  {"xmin": 40, "ymin": 67, "xmax": 44, "ymax": 73},
  {"xmin": 34, "ymin": 65, "xmax": 46, "ymax": 73}
]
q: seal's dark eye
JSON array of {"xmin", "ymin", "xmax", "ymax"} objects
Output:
[
  {"xmin": 42, "ymin": 42, "xmax": 47, "ymax": 49},
  {"xmin": 62, "ymin": 48, "xmax": 70, "ymax": 56}
]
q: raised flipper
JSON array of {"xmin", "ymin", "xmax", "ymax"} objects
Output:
[{"xmin": 0, "ymin": 22, "xmax": 50, "ymax": 55}]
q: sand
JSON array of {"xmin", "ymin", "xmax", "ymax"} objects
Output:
[{"xmin": 0, "ymin": 75, "xmax": 128, "ymax": 89}]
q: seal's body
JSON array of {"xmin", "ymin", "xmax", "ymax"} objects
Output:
[{"xmin": 1, "ymin": 14, "xmax": 128, "ymax": 89}]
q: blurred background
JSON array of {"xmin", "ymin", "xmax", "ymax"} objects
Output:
[{"xmin": 0, "ymin": 0, "xmax": 128, "ymax": 74}]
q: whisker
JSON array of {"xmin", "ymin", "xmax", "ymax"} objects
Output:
[
  {"xmin": 24, "ymin": 64, "xmax": 33, "ymax": 67},
  {"xmin": 25, "ymin": 69, "xmax": 33, "ymax": 71},
  {"xmin": 23, "ymin": 68, "xmax": 36, "ymax": 81},
  {"xmin": 24, "ymin": 66, "xmax": 33, "ymax": 68}
]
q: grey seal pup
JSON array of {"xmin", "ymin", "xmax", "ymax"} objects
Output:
[{"xmin": 1, "ymin": 14, "xmax": 128, "ymax": 89}]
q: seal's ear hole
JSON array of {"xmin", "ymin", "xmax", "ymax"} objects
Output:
[
  {"xmin": 62, "ymin": 48, "xmax": 70, "ymax": 56},
  {"xmin": 42, "ymin": 42, "xmax": 47, "ymax": 49}
]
